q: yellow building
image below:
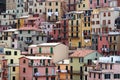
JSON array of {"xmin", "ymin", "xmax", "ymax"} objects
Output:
[
  {"xmin": 17, "ymin": 15, "xmax": 29, "ymax": 29},
  {"xmin": 56, "ymin": 59, "xmax": 70, "ymax": 80},
  {"xmin": 45, "ymin": 0, "xmax": 65, "ymax": 22},
  {"xmin": 68, "ymin": 11, "xmax": 92, "ymax": 48},
  {"xmin": 4, "ymin": 48, "xmax": 23, "ymax": 80},
  {"xmin": 76, "ymin": 0, "xmax": 90, "ymax": 11}
]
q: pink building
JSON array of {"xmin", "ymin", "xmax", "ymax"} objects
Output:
[
  {"xmin": 19, "ymin": 56, "xmax": 56, "ymax": 80},
  {"xmin": 89, "ymin": 0, "xmax": 109, "ymax": 9},
  {"xmin": 89, "ymin": 56, "xmax": 120, "ymax": 80},
  {"xmin": 98, "ymin": 34, "xmax": 109, "ymax": 55}
]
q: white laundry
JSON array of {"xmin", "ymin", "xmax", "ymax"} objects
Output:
[
  {"xmin": 47, "ymin": 12, "xmax": 52, "ymax": 16},
  {"xmin": 54, "ymin": 12, "xmax": 58, "ymax": 16}
]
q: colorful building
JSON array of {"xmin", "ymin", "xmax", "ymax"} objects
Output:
[
  {"xmin": 89, "ymin": 0, "xmax": 109, "ymax": 9},
  {"xmin": 18, "ymin": 17, "xmax": 47, "ymax": 51},
  {"xmin": 68, "ymin": 11, "xmax": 92, "ymax": 48},
  {"xmin": 19, "ymin": 56, "xmax": 56, "ymax": 80},
  {"xmin": 56, "ymin": 59, "xmax": 70, "ymax": 80},
  {"xmin": 69, "ymin": 49, "xmax": 102, "ymax": 80},
  {"xmin": 45, "ymin": 0, "xmax": 65, "ymax": 22},
  {"xmin": 4, "ymin": 48, "xmax": 23, "ymax": 80},
  {"xmin": 37, "ymin": 43, "xmax": 69, "ymax": 63},
  {"xmin": 89, "ymin": 56, "xmax": 120, "ymax": 80}
]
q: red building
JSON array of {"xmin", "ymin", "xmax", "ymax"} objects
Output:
[
  {"xmin": 2, "ymin": 59, "xmax": 8, "ymax": 80},
  {"xmin": 19, "ymin": 56, "xmax": 56, "ymax": 80},
  {"xmin": 98, "ymin": 34, "xmax": 109, "ymax": 55}
]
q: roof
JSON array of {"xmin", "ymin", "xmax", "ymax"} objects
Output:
[
  {"xmin": 57, "ymin": 59, "xmax": 69, "ymax": 64},
  {"xmin": 70, "ymin": 49, "xmax": 96, "ymax": 58},
  {"xmin": 21, "ymin": 56, "xmax": 52, "ymax": 60},
  {"xmin": 29, "ymin": 44, "xmax": 37, "ymax": 47},
  {"xmin": 3, "ymin": 29, "xmax": 17, "ymax": 32},
  {"xmin": 38, "ymin": 43, "xmax": 60, "ymax": 47}
]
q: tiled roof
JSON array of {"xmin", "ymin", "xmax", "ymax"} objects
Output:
[
  {"xmin": 70, "ymin": 49, "xmax": 95, "ymax": 57},
  {"xmin": 38, "ymin": 43, "xmax": 60, "ymax": 47}
]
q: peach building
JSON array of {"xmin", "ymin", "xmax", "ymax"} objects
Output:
[
  {"xmin": 19, "ymin": 56, "xmax": 56, "ymax": 80},
  {"xmin": 56, "ymin": 59, "xmax": 70, "ymax": 80},
  {"xmin": 89, "ymin": 56, "xmax": 120, "ymax": 80}
]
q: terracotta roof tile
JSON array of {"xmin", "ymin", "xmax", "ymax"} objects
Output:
[{"xmin": 70, "ymin": 49, "xmax": 95, "ymax": 57}]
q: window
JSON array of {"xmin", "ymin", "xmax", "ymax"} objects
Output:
[
  {"xmin": 114, "ymin": 36, "xmax": 116, "ymax": 40},
  {"xmin": 45, "ymin": 68, "xmax": 48, "ymax": 75},
  {"xmin": 49, "ymin": 2, "xmax": 51, "ymax": 6},
  {"xmin": 79, "ymin": 57, "xmax": 83, "ymax": 63},
  {"xmin": 10, "ymin": 59, "xmax": 13, "ymax": 64},
  {"xmin": 83, "ymin": 4, "xmax": 85, "ymax": 7},
  {"xmin": 85, "ymin": 67, "xmax": 87, "ymax": 71},
  {"xmin": 34, "ymin": 68, "xmax": 38, "ymax": 73},
  {"xmin": 50, "ymin": 47, "xmax": 53, "ymax": 54},
  {"xmin": 6, "ymin": 51, "xmax": 11, "ymax": 55},
  {"xmin": 56, "ymin": 2, "xmax": 58, "ymax": 6},
  {"xmin": 99, "ymin": 74, "xmax": 101, "ymax": 79},
  {"xmin": 110, "ymin": 64, "xmax": 112, "ymax": 69},
  {"xmin": 70, "ymin": 58, "xmax": 73, "ymax": 63},
  {"xmin": 23, "ymin": 68, "xmax": 26, "ymax": 73},
  {"xmin": 105, "ymin": 64, "xmax": 107, "ymax": 69},
  {"xmin": 114, "ymin": 74, "xmax": 120, "ymax": 79},
  {"xmin": 39, "ymin": 48, "xmax": 42, "ymax": 53},
  {"xmin": 56, "ymin": 9, "xmax": 58, "ymax": 12},
  {"xmin": 3, "ymin": 15, "xmax": 6, "ymax": 18},
  {"xmin": 20, "ymin": 30, "xmax": 22, "ymax": 34},
  {"xmin": 28, "ymin": 30, "xmax": 31, "ymax": 34},
  {"xmin": 94, "ymin": 73, "xmax": 96, "ymax": 78},
  {"xmin": 100, "ymin": 36, "xmax": 102, "ymax": 41},
  {"xmin": 108, "ymin": 20, "xmax": 111, "ymax": 24},
  {"xmin": 13, "ymin": 76, "xmax": 15, "ymax": 80},
  {"xmin": 13, "ymin": 67, "xmax": 15, "ymax": 72},
  {"xmin": 14, "ymin": 51, "xmax": 17, "ymax": 55},
  {"xmin": 23, "ymin": 59, "xmax": 26, "ymax": 63},
  {"xmin": 104, "ymin": 74, "xmax": 111, "ymax": 79},
  {"xmin": 108, "ymin": 12, "xmax": 111, "ymax": 16},
  {"xmin": 96, "ymin": 21, "xmax": 99, "ymax": 24},
  {"xmin": 88, "ymin": 23, "xmax": 90, "ymax": 26},
  {"xmin": 23, "ymin": 77, "xmax": 25, "ymax": 80},
  {"xmin": 89, "ymin": 73, "xmax": 91, "ymax": 77},
  {"xmin": 103, "ymin": 13, "xmax": 106, "ymax": 17},
  {"xmin": 104, "ymin": 0, "xmax": 107, "ymax": 3}
]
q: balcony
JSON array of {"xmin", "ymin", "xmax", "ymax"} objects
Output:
[
  {"xmin": 29, "ymin": 63, "xmax": 55, "ymax": 67},
  {"xmin": 108, "ymin": 40, "xmax": 117, "ymax": 44},
  {"xmin": 69, "ymin": 70, "xmax": 83, "ymax": 75},
  {"xmin": 101, "ymin": 48, "xmax": 109, "ymax": 53},
  {"xmin": 57, "ymin": 69, "xmax": 69, "ymax": 73},
  {"xmin": 34, "ymin": 72, "xmax": 56, "ymax": 77},
  {"xmin": 24, "ymin": 40, "xmax": 33, "ymax": 44}
]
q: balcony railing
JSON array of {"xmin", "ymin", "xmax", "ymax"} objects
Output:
[
  {"xmin": 24, "ymin": 40, "xmax": 33, "ymax": 44},
  {"xmin": 34, "ymin": 72, "xmax": 56, "ymax": 77},
  {"xmin": 29, "ymin": 63, "xmax": 55, "ymax": 67}
]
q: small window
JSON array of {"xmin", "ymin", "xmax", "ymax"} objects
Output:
[
  {"xmin": 50, "ymin": 47, "xmax": 53, "ymax": 54},
  {"xmin": 23, "ymin": 59, "xmax": 26, "ymax": 63},
  {"xmin": 28, "ymin": 30, "xmax": 31, "ymax": 34},
  {"xmin": 23, "ymin": 68, "xmax": 26, "ymax": 73},
  {"xmin": 13, "ymin": 76, "xmax": 15, "ymax": 80},
  {"xmin": 70, "ymin": 58, "xmax": 73, "ymax": 63},
  {"xmin": 39, "ymin": 48, "xmax": 42, "ymax": 53},
  {"xmin": 83, "ymin": 4, "xmax": 85, "ymax": 7},
  {"xmin": 49, "ymin": 2, "xmax": 51, "ymax": 6},
  {"xmin": 10, "ymin": 59, "xmax": 13, "ymax": 64},
  {"xmin": 23, "ymin": 77, "xmax": 26, "ymax": 80},
  {"xmin": 56, "ymin": 2, "xmax": 58, "ymax": 6},
  {"xmin": 14, "ymin": 51, "xmax": 17, "ymax": 55},
  {"xmin": 13, "ymin": 67, "xmax": 16, "ymax": 72}
]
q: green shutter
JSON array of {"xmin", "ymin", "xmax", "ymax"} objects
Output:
[
  {"xmin": 50, "ymin": 47, "xmax": 53, "ymax": 54},
  {"xmin": 39, "ymin": 48, "xmax": 41, "ymax": 53},
  {"xmin": 46, "ymin": 68, "xmax": 48, "ymax": 74}
]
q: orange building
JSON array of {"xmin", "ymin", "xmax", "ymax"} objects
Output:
[{"xmin": 56, "ymin": 59, "xmax": 70, "ymax": 80}]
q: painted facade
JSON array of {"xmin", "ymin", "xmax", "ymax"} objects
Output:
[
  {"xmin": 89, "ymin": 56, "xmax": 120, "ymax": 80},
  {"xmin": 69, "ymin": 49, "xmax": 102, "ymax": 80},
  {"xmin": 19, "ymin": 56, "xmax": 56, "ymax": 80}
]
